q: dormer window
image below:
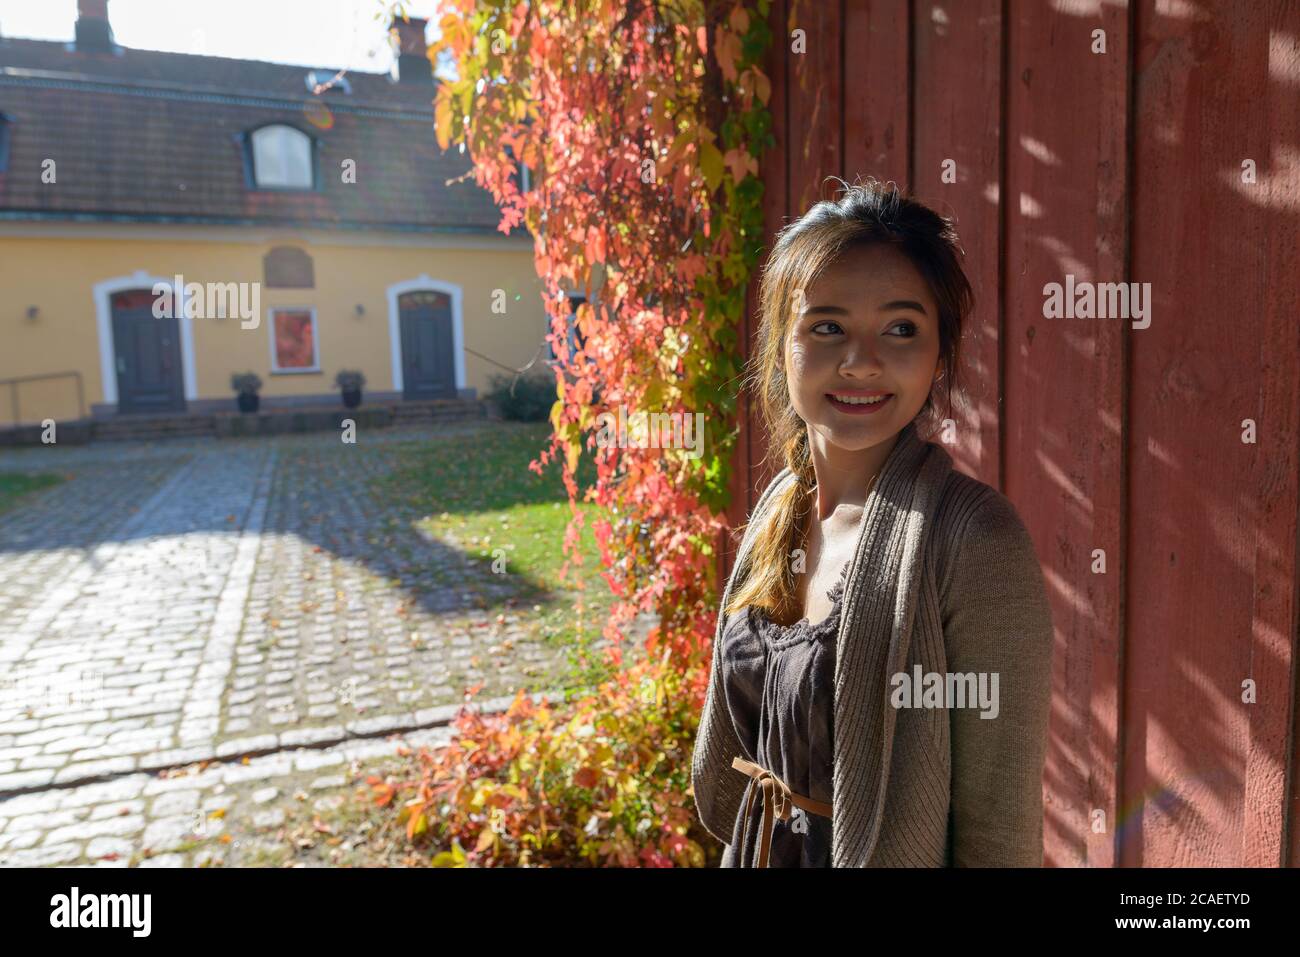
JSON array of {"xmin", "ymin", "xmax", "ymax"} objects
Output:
[{"xmin": 247, "ymin": 124, "xmax": 314, "ymax": 190}]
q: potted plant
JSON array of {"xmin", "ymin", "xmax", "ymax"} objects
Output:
[
  {"xmin": 335, "ymin": 369, "xmax": 365, "ymax": 409},
  {"xmin": 231, "ymin": 372, "xmax": 263, "ymax": 413}
]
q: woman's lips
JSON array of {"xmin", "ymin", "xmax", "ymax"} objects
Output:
[{"xmin": 825, "ymin": 392, "xmax": 893, "ymax": 415}]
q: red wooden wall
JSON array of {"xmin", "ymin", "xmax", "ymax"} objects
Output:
[{"xmin": 718, "ymin": 0, "xmax": 1300, "ymax": 867}]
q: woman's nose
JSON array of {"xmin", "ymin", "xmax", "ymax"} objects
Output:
[{"xmin": 838, "ymin": 336, "xmax": 882, "ymax": 376}]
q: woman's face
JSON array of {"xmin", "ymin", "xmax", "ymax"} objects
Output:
[{"xmin": 784, "ymin": 242, "xmax": 942, "ymax": 454}]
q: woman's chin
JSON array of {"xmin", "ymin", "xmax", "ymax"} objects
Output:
[{"xmin": 809, "ymin": 419, "xmax": 893, "ymax": 453}]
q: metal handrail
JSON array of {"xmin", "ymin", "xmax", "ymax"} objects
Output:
[{"xmin": 0, "ymin": 371, "xmax": 85, "ymax": 427}]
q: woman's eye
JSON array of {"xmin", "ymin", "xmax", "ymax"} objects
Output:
[{"xmin": 806, "ymin": 318, "xmax": 919, "ymax": 337}]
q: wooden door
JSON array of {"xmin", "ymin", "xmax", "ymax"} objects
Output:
[
  {"xmin": 399, "ymin": 290, "xmax": 456, "ymax": 400},
  {"xmin": 111, "ymin": 288, "xmax": 185, "ymax": 414}
]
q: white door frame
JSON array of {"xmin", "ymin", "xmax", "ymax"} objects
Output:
[
  {"xmin": 386, "ymin": 275, "xmax": 465, "ymax": 394},
  {"xmin": 93, "ymin": 270, "xmax": 197, "ymax": 405}
]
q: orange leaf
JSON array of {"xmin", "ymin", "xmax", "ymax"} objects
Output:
[
  {"xmin": 435, "ymin": 90, "xmax": 455, "ymax": 150},
  {"xmin": 714, "ymin": 28, "xmax": 740, "ymax": 83},
  {"xmin": 585, "ymin": 226, "xmax": 606, "ymax": 266}
]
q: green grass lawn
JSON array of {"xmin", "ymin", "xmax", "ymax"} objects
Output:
[
  {"xmin": 375, "ymin": 421, "xmax": 628, "ymax": 690},
  {"xmin": 0, "ymin": 472, "xmax": 63, "ymax": 515}
]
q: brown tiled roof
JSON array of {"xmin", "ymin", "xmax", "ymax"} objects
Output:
[{"xmin": 0, "ymin": 37, "xmax": 515, "ymax": 234}]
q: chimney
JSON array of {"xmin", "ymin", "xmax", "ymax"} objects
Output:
[
  {"xmin": 391, "ymin": 16, "xmax": 431, "ymax": 84},
  {"xmin": 75, "ymin": 0, "xmax": 115, "ymax": 53}
]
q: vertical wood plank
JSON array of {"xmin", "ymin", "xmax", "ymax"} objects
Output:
[
  {"xmin": 785, "ymin": 0, "xmax": 844, "ymax": 215},
  {"xmin": 1130, "ymin": 0, "xmax": 1299, "ymax": 867},
  {"xmin": 910, "ymin": 0, "xmax": 1003, "ymax": 486},
  {"xmin": 1003, "ymin": 0, "xmax": 1129, "ymax": 867},
  {"xmin": 843, "ymin": 0, "xmax": 911, "ymax": 186}
]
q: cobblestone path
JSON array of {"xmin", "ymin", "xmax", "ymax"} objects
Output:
[{"xmin": 0, "ymin": 425, "xmax": 583, "ymax": 866}]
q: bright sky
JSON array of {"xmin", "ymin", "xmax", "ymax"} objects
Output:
[{"xmin": 0, "ymin": 0, "xmax": 448, "ymax": 76}]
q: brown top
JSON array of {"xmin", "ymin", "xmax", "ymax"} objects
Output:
[{"xmin": 719, "ymin": 565, "xmax": 848, "ymax": 867}]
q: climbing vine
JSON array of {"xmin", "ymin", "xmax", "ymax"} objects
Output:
[{"xmin": 430, "ymin": 0, "xmax": 774, "ymax": 665}]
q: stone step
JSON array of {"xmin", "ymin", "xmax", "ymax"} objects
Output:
[
  {"xmin": 392, "ymin": 402, "xmax": 486, "ymax": 420},
  {"xmin": 0, "ymin": 401, "xmax": 490, "ymax": 446},
  {"xmin": 94, "ymin": 420, "xmax": 215, "ymax": 433},
  {"xmin": 94, "ymin": 428, "xmax": 216, "ymax": 442},
  {"xmin": 93, "ymin": 419, "xmax": 217, "ymax": 441}
]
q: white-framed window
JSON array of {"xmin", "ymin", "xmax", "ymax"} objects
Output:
[
  {"xmin": 268, "ymin": 307, "xmax": 320, "ymax": 373},
  {"xmin": 0, "ymin": 113, "xmax": 11, "ymax": 173},
  {"xmin": 503, "ymin": 141, "xmax": 531, "ymax": 195},
  {"xmin": 249, "ymin": 124, "xmax": 314, "ymax": 189}
]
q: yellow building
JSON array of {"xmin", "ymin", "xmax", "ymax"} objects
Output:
[{"xmin": 0, "ymin": 3, "xmax": 550, "ymax": 429}]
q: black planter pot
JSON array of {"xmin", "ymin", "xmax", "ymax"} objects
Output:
[
  {"xmin": 341, "ymin": 388, "xmax": 362, "ymax": 409},
  {"xmin": 237, "ymin": 392, "xmax": 260, "ymax": 414}
]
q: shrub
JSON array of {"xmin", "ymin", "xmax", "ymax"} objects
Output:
[
  {"xmin": 485, "ymin": 371, "xmax": 555, "ymax": 422},
  {"xmin": 335, "ymin": 370, "xmax": 366, "ymax": 391},
  {"xmin": 230, "ymin": 372, "xmax": 262, "ymax": 394},
  {"xmin": 368, "ymin": 645, "xmax": 719, "ymax": 867}
]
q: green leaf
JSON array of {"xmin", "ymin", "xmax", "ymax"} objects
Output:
[{"xmin": 698, "ymin": 140, "xmax": 724, "ymax": 193}]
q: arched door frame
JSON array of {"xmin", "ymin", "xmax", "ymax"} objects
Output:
[
  {"xmin": 93, "ymin": 270, "xmax": 197, "ymax": 407},
  {"xmin": 386, "ymin": 275, "xmax": 465, "ymax": 394}
]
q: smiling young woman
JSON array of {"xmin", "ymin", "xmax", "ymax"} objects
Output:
[{"xmin": 690, "ymin": 178, "xmax": 1056, "ymax": 868}]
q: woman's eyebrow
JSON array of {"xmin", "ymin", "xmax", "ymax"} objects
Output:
[
  {"xmin": 879, "ymin": 299, "xmax": 928, "ymax": 315},
  {"xmin": 802, "ymin": 299, "xmax": 928, "ymax": 316}
]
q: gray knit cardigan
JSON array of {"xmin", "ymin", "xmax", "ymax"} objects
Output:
[{"xmin": 691, "ymin": 420, "xmax": 1055, "ymax": 866}]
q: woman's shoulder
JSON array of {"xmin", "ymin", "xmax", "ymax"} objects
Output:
[
  {"xmin": 930, "ymin": 467, "xmax": 1042, "ymax": 586},
  {"xmin": 933, "ymin": 467, "xmax": 1024, "ymax": 527},
  {"xmin": 929, "ymin": 465, "xmax": 1055, "ymax": 653}
]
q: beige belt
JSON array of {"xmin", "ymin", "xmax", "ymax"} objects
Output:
[{"xmin": 731, "ymin": 755, "xmax": 833, "ymax": 868}]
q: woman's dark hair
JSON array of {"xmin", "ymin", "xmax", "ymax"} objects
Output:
[{"xmin": 725, "ymin": 176, "xmax": 974, "ymax": 622}]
